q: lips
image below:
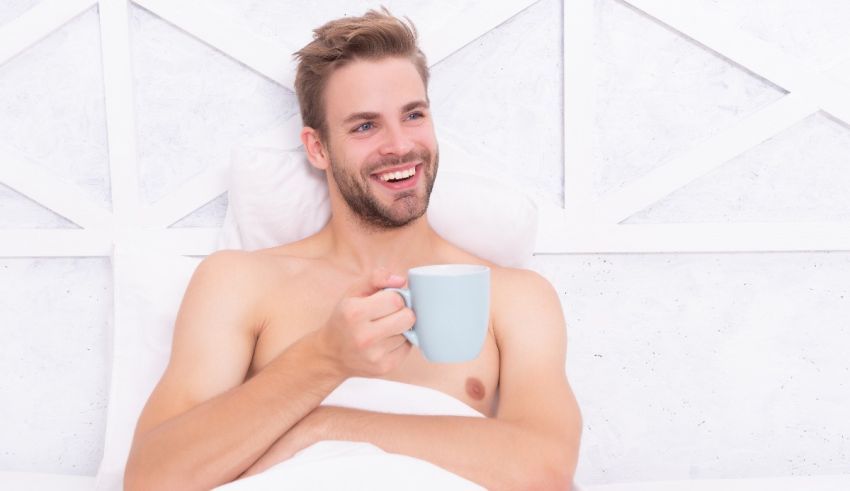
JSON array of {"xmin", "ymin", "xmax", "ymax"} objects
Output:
[
  {"xmin": 372, "ymin": 162, "xmax": 418, "ymax": 178},
  {"xmin": 371, "ymin": 164, "xmax": 422, "ymax": 191}
]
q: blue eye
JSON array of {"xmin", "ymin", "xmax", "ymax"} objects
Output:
[
  {"xmin": 354, "ymin": 122, "xmax": 374, "ymax": 133},
  {"xmin": 407, "ymin": 111, "xmax": 424, "ymax": 120}
]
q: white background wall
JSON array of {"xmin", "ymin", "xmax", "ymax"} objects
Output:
[{"xmin": 1, "ymin": 0, "xmax": 848, "ymax": 486}]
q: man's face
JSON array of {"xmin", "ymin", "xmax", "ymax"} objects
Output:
[{"xmin": 321, "ymin": 57, "xmax": 439, "ymax": 230}]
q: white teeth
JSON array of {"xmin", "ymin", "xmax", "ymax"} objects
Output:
[{"xmin": 379, "ymin": 166, "xmax": 416, "ymax": 181}]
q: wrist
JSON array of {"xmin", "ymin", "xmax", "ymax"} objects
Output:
[
  {"xmin": 300, "ymin": 330, "xmax": 349, "ymax": 381},
  {"xmin": 303, "ymin": 405, "xmax": 334, "ymax": 444}
]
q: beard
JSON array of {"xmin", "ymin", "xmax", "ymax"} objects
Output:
[{"xmin": 328, "ymin": 146, "xmax": 439, "ymax": 231}]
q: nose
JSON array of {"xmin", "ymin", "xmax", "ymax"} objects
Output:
[{"xmin": 378, "ymin": 121, "xmax": 415, "ymax": 157}]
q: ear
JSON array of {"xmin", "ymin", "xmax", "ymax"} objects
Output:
[{"xmin": 301, "ymin": 127, "xmax": 330, "ymax": 171}]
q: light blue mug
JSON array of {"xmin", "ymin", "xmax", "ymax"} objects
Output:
[{"xmin": 385, "ymin": 264, "xmax": 490, "ymax": 363}]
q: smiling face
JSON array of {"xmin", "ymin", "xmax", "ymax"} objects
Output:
[{"xmin": 312, "ymin": 56, "xmax": 439, "ymax": 230}]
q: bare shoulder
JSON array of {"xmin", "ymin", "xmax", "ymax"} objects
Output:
[
  {"xmin": 200, "ymin": 243, "xmax": 315, "ymax": 281},
  {"xmin": 192, "ymin": 249, "xmax": 278, "ymax": 296},
  {"xmin": 173, "ymin": 250, "xmax": 277, "ymax": 343},
  {"xmin": 200, "ymin": 230, "xmax": 334, "ymax": 298},
  {"xmin": 491, "ymin": 266, "xmax": 558, "ymax": 302},
  {"xmin": 489, "ymin": 266, "xmax": 565, "ymax": 348},
  {"xmin": 188, "ymin": 248, "xmax": 315, "ymax": 325},
  {"xmin": 490, "ymin": 266, "xmax": 561, "ymax": 319}
]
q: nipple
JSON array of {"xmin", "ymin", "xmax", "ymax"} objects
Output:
[{"xmin": 465, "ymin": 377, "xmax": 486, "ymax": 401}]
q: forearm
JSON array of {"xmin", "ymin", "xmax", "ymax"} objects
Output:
[
  {"xmin": 312, "ymin": 407, "xmax": 576, "ymax": 491},
  {"xmin": 124, "ymin": 333, "xmax": 346, "ymax": 491}
]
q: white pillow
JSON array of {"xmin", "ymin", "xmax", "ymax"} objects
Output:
[
  {"xmin": 95, "ymin": 248, "xmax": 202, "ymax": 491},
  {"xmin": 220, "ymin": 146, "xmax": 538, "ymax": 268}
]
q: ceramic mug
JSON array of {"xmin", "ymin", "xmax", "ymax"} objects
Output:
[{"xmin": 385, "ymin": 264, "xmax": 490, "ymax": 363}]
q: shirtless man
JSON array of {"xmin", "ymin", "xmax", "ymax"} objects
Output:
[{"xmin": 124, "ymin": 9, "xmax": 581, "ymax": 491}]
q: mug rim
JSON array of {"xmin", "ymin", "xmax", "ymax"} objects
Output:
[{"xmin": 408, "ymin": 264, "xmax": 490, "ymax": 276}]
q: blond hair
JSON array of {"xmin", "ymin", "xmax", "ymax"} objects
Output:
[{"xmin": 294, "ymin": 8, "xmax": 429, "ymax": 140}]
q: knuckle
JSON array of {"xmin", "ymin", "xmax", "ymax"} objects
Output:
[
  {"xmin": 381, "ymin": 291, "xmax": 402, "ymax": 310},
  {"xmin": 340, "ymin": 300, "xmax": 362, "ymax": 323},
  {"xmin": 393, "ymin": 293, "xmax": 405, "ymax": 309},
  {"xmin": 352, "ymin": 331, "xmax": 371, "ymax": 350},
  {"xmin": 366, "ymin": 350, "xmax": 383, "ymax": 365}
]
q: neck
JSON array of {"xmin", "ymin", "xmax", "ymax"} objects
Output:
[{"xmin": 316, "ymin": 209, "xmax": 440, "ymax": 277}]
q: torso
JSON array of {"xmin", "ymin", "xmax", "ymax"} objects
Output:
[{"xmin": 241, "ymin": 236, "xmax": 503, "ymax": 417}]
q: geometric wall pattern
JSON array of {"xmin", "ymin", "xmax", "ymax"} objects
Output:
[
  {"xmin": 0, "ymin": 0, "xmax": 541, "ymax": 258},
  {"xmin": 547, "ymin": 0, "xmax": 850, "ymax": 253}
]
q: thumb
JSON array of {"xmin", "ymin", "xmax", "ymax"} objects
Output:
[{"xmin": 348, "ymin": 267, "xmax": 406, "ymax": 297}]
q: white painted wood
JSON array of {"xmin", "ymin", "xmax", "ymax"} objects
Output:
[
  {"xmin": 595, "ymin": 92, "xmax": 818, "ymax": 224},
  {"xmin": 418, "ymin": 0, "xmax": 541, "ymax": 66},
  {"xmin": 128, "ymin": 0, "xmax": 542, "ymax": 91},
  {"xmin": 536, "ymin": 211, "xmax": 850, "ymax": 253},
  {"xmin": 117, "ymin": 227, "xmax": 220, "ymax": 255},
  {"xmin": 0, "ymin": 144, "xmax": 112, "ymax": 229},
  {"xmin": 0, "ymin": 470, "xmax": 95, "ymax": 491},
  {"xmin": 562, "ymin": 0, "xmax": 596, "ymax": 218},
  {"xmin": 812, "ymin": 73, "xmax": 850, "ymax": 126},
  {"xmin": 0, "ymin": 228, "xmax": 219, "ymax": 257},
  {"xmin": 0, "ymin": 230, "xmax": 112, "ymax": 257},
  {"xmin": 99, "ymin": 0, "xmax": 141, "ymax": 227},
  {"xmin": 623, "ymin": 0, "xmax": 813, "ymax": 94},
  {"xmin": 623, "ymin": 0, "xmax": 850, "ymax": 125},
  {"xmin": 0, "ymin": 0, "xmax": 94, "ymax": 67},
  {"xmin": 140, "ymin": 164, "xmax": 229, "ymax": 228},
  {"xmin": 132, "ymin": 0, "xmax": 297, "ymax": 90},
  {"xmin": 550, "ymin": 0, "xmax": 850, "ymax": 253},
  {"xmin": 4, "ymin": 0, "xmax": 846, "ymax": 258},
  {"xmin": 825, "ymin": 57, "xmax": 850, "ymax": 83}
]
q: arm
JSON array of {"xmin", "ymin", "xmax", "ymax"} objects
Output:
[
  {"xmin": 248, "ymin": 269, "xmax": 582, "ymax": 490},
  {"xmin": 123, "ymin": 253, "xmax": 413, "ymax": 490},
  {"xmin": 123, "ymin": 251, "xmax": 344, "ymax": 490}
]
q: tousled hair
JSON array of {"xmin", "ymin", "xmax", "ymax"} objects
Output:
[{"xmin": 294, "ymin": 7, "xmax": 429, "ymax": 141}]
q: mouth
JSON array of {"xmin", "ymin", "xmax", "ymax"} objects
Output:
[{"xmin": 370, "ymin": 163, "xmax": 422, "ymax": 191}]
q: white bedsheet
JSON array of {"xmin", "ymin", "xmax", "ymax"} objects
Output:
[
  {"xmin": 214, "ymin": 377, "xmax": 486, "ymax": 490},
  {"xmin": 213, "ymin": 441, "xmax": 484, "ymax": 490}
]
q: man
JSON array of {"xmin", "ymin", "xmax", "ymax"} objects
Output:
[{"xmin": 124, "ymin": 8, "xmax": 581, "ymax": 490}]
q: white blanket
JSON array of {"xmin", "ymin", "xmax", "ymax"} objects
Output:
[{"xmin": 213, "ymin": 378, "xmax": 486, "ymax": 490}]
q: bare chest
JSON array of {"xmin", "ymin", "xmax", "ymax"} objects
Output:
[{"xmin": 248, "ymin": 282, "xmax": 501, "ymax": 416}]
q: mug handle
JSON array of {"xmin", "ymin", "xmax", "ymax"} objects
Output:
[{"xmin": 383, "ymin": 287, "xmax": 419, "ymax": 347}]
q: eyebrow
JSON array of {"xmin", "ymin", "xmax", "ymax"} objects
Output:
[
  {"xmin": 402, "ymin": 100, "xmax": 429, "ymax": 113},
  {"xmin": 342, "ymin": 111, "xmax": 380, "ymax": 125},
  {"xmin": 341, "ymin": 100, "xmax": 430, "ymax": 125}
]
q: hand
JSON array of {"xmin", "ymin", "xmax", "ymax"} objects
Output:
[{"xmin": 317, "ymin": 268, "xmax": 415, "ymax": 377}]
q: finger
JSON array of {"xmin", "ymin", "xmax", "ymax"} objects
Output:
[
  {"xmin": 371, "ymin": 268, "xmax": 406, "ymax": 291},
  {"xmin": 376, "ymin": 333, "xmax": 411, "ymax": 354},
  {"xmin": 370, "ymin": 307, "xmax": 416, "ymax": 338},
  {"xmin": 360, "ymin": 289, "xmax": 407, "ymax": 320},
  {"xmin": 385, "ymin": 337, "xmax": 413, "ymax": 366},
  {"xmin": 347, "ymin": 267, "xmax": 406, "ymax": 297},
  {"xmin": 392, "ymin": 336, "xmax": 410, "ymax": 352}
]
